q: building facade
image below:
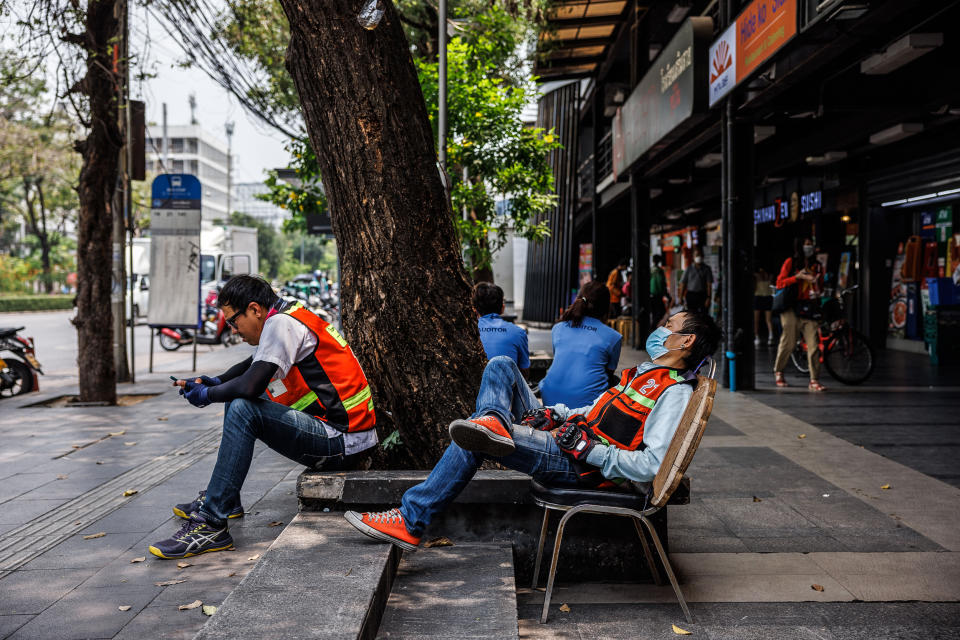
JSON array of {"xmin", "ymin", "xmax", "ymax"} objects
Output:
[
  {"xmin": 233, "ymin": 182, "xmax": 288, "ymax": 230},
  {"xmin": 146, "ymin": 125, "xmax": 231, "ymax": 221}
]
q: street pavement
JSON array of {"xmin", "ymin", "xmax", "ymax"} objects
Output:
[{"xmin": 1, "ymin": 310, "xmax": 958, "ymax": 638}]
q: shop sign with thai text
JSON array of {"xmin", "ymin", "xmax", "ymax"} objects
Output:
[
  {"xmin": 612, "ymin": 17, "xmax": 713, "ymax": 177},
  {"xmin": 709, "ymin": 0, "xmax": 798, "ymax": 106}
]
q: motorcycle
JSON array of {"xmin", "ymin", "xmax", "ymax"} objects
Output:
[
  {"xmin": 0, "ymin": 327, "xmax": 43, "ymax": 396},
  {"xmin": 158, "ymin": 290, "xmax": 242, "ymax": 351}
]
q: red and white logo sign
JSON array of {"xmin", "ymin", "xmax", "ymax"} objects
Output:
[{"xmin": 708, "ymin": 24, "xmax": 736, "ymax": 107}]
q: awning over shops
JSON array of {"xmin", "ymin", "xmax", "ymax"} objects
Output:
[{"xmin": 534, "ymin": 0, "xmax": 633, "ymax": 80}]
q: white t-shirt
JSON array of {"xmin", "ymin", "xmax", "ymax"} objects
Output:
[{"xmin": 254, "ymin": 313, "xmax": 378, "ymax": 456}]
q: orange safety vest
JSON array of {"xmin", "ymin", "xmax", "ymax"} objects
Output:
[
  {"xmin": 265, "ymin": 302, "xmax": 375, "ymax": 433},
  {"xmin": 584, "ymin": 366, "xmax": 695, "ymax": 451}
]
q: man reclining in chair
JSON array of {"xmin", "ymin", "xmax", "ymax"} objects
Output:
[{"xmin": 345, "ymin": 311, "xmax": 721, "ymax": 550}]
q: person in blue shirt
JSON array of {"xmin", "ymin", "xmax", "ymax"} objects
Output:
[
  {"xmin": 538, "ymin": 280, "xmax": 622, "ymax": 408},
  {"xmin": 473, "ymin": 282, "xmax": 530, "ymax": 376}
]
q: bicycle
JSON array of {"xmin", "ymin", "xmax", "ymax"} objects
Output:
[{"xmin": 790, "ymin": 285, "xmax": 874, "ymax": 385}]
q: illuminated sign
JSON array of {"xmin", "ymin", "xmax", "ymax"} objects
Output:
[
  {"xmin": 708, "ymin": 0, "xmax": 798, "ymax": 106},
  {"xmin": 754, "ymin": 190, "xmax": 821, "ymax": 224}
]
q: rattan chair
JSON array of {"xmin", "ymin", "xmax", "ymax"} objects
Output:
[{"xmin": 531, "ymin": 360, "xmax": 718, "ymax": 624}]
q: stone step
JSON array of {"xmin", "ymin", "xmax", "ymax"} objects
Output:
[
  {"xmin": 376, "ymin": 542, "xmax": 519, "ymax": 640},
  {"xmin": 194, "ymin": 512, "xmax": 400, "ymax": 640}
]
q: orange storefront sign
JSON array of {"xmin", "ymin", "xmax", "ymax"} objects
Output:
[
  {"xmin": 736, "ymin": 0, "xmax": 797, "ymax": 80},
  {"xmin": 708, "ymin": 0, "xmax": 797, "ymax": 106}
]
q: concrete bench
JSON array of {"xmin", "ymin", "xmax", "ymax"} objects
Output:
[{"xmin": 298, "ymin": 470, "xmax": 688, "ymax": 584}]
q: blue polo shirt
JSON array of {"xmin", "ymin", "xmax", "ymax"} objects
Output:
[
  {"xmin": 478, "ymin": 313, "xmax": 530, "ymax": 368},
  {"xmin": 539, "ymin": 316, "xmax": 622, "ymax": 408}
]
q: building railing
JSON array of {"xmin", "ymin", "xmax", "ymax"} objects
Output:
[
  {"xmin": 595, "ymin": 131, "xmax": 613, "ymax": 188},
  {"xmin": 577, "ymin": 154, "xmax": 594, "ymax": 203}
]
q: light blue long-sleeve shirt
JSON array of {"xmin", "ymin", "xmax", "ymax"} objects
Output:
[{"xmin": 548, "ymin": 361, "xmax": 693, "ymax": 484}]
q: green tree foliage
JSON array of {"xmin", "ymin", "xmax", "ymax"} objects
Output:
[
  {"xmin": 213, "ymin": 0, "xmax": 557, "ymax": 282},
  {"xmin": 0, "ymin": 48, "xmax": 80, "ymax": 293},
  {"xmin": 228, "ymin": 211, "xmax": 286, "ymax": 279},
  {"xmin": 258, "ymin": 138, "xmax": 328, "ymax": 235}
]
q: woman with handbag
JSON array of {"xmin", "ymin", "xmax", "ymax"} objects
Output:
[{"xmin": 773, "ymin": 238, "xmax": 826, "ymax": 391}]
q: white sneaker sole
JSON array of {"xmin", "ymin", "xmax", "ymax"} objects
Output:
[
  {"xmin": 448, "ymin": 420, "xmax": 516, "ymax": 457},
  {"xmin": 344, "ymin": 511, "xmax": 419, "ymax": 552}
]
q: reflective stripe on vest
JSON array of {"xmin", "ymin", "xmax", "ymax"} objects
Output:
[
  {"xmin": 265, "ymin": 302, "xmax": 376, "ymax": 433},
  {"xmin": 585, "ymin": 366, "xmax": 694, "ymax": 451}
]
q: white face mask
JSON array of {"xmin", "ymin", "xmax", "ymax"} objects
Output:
[
  {"xmin": 694, "ymin": 256, "xmax": 703, "ymax": 264},
  {"xmin": 803, "ymin": 245, "xmax": 815, "ymax": 257}
]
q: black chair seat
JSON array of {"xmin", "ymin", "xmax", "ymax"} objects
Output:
[
  {"xmin": 530, "ymin": 479, "xmax": 647, "ymax": 510},
  {"xmin": 0, "ymin": 327, "xmax": 24, "ymax": 339}
]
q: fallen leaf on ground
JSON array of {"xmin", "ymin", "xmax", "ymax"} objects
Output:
[
  {"xmin": 423, "ymin": 537, "xmax": 454, "ymax": 548},
  {"xmin": 83, "ymin": 532, "xmax": 106, "ymax": 540},
  {"xmin": 797, "ymin": 434, "xmax": 806, "ymax": 439},
  {"xmin": 178, "ymin": 600, "xmax": 202, "ymax": 611},
  {"xmin": 247, "ymin": 554, "xmax": 260, "ymax": 561},
  {"xmin": 96, "ymin": 461, "xmax": 104, "ymax": 465},
  {"xmin": 268, "ymin": 521, "xmax": 283, "ymax": 527},
  {"xmin": 122, "ymin": 489, "xmax": 138, "ymax": 497},
  {"xmin": 672, "ymin": 624, "xmax": 692, "ymax": 635},
  {"xmin": 559, "ymin": 604, "xmax": 571, "ymax": 613},
  {"xmin": 155, "ymin": 579, "xmax": 187, "ymax": 587},
  {"xmin": 123, "ymin": 442, "xmax": 137, "ymax": 446},
  {"xmin": 881, "ymin": 484, "xmax": 891, "ymax": 490},
  {"xmin": 71, "ymin": 444, "xmax": 82, "ymax": 449},
  {"xmin": 109, "ymin": 431, "xmax": 126, "ymax": 436},
  {"xmin": 157, "ymin": 417, "xmax": 169, "ymax": 421},
  {"xmin": 227, "ymin": 572, "xmax": 236, "ymax": 577},
  {"xmin": 56, "ymin": 474, "xmax": 69, "ymax": 480},
  {"xmin": 202, "ymin": 605, "xmax": 217, "ymax": 616},
  {"xmin": 74, "ymin": 521, "xmax": 82, "ymax": 526},
  {"xmin": 118, "ymin": 605, "xmax": 132, "ymax": 611},
  {"xmin": 752, "ymin": 496, "xmax": 762, "ymax": 502},
  {"xmin": 345, "ymin": 568, "xmax": 352, "ymax": 577},
  {"xmin": 177, "ymin": 561, "xmax": 192, "ymax": 569},
  {"xmin": 130, "ymin": 556, "xmax": 146, "ymax": 563},
  {"xmin": 811, "ymin": 584, "xmax": 824, "ymax": 592}
]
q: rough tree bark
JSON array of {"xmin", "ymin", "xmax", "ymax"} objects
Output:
[
  {"xmin": 280, "ymin": 0, "xmax": 488, "ymax": 468},
  {"xmin": 68, "ymin": 0, "xmax": 122, "ymax": 404}
]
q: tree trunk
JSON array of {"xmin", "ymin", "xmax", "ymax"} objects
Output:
[
  {"xmin": 280, "ymin": 0, "xmax": 487, "ymax": 468},
  {"xmin": 70, "ymin": 0, "xmax": 121, "ymax": 405},
  {"xmin": 36, "ymin": 182, "xmax": 54, "ymax": 294}
]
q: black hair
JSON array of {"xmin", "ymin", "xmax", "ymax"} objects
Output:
[
  {"xmin": 792, "ymin": 237, "xmax": 814, "ymax": 270},
  {"xmin": 218, "ymin": 274, "xmax": 279, "ymax": 312},
  {"xmin": 472, "ymin": 282, "xmax": 504, "ymax": 316},
  {"xmin": 679, "ymin": 311, "xmax": 722, "ymax": 371},
  {"xmin": 652, "ymin": 254, "xmax": 664, "ymax": 266},
  {"xmin": 617, "ymin": 256, "xmax": 630, "ymax": 267},
  {"xmin": 561, "ymin": 280, "xmax": 609, "ymax": 327}
]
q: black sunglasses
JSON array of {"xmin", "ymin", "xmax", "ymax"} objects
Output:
[{"xmin": 225, "ymin": 306, "xmax": 248, "ymax": 329}]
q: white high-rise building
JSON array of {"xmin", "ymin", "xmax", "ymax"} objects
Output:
[
  {"xmin": 233, "ymin": 182, "xmax": 288, "ymax": 230},
  {"xmin": 145, "ymin": 125, "xmax": 232, "ymax": 221}
]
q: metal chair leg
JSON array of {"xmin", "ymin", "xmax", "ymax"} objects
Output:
[
  {"xmin": 531, "ymin": 507, "xmax": 551, "ymax": 589},
  {"xmin": 539, "ymin": 507, "xmax": 578, "ymax": 624},
  {"xmin": 639, "ymin": 515, "xmax": 692, "ymax": 624},
  {"xmin": 632, "ymin": 517, "xmax": 664, "ymax": 586}
]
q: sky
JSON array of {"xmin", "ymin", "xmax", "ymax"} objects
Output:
[{"xmin": 129, "ymin": 5, "xmax": 292, "ymax": 184}]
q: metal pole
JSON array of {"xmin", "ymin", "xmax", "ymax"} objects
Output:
[
  {"xmin": 720, "ymin": 0, "xmax": 733, "ymax": 390},
  {"xmin": 162, "ymin": 103, "xmax": 168, "ymax": 171},
  {"xmin": 225, "ymin": 121, "xmax": 234, "ymax": 217},
  {"xmin": 149, "ymin": 327, "xmax": 154, "ymax": 373},
  {"xmin": 438, "ymin": 0, "xmax": 447, "ymax": 169},
  {"xmin": 125, "ymin": 0, "xmax": 135, "ymax": 383},
  {"xmin": 192, "ymin": 338, "xmax": 197, "ymax": 373}
]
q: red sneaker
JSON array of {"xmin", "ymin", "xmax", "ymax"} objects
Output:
[
  {"xmin": 448, "ymin": 414, "xmax": 516, "ymax": 456},
  {"xmin": 344, "ymin": 508, "xmax": 421, "ymax": 551}
]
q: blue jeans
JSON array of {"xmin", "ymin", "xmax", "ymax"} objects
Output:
[
  {"xmin": 400, "ymin": 356, "xmax": 581, "ymax": 536},
  {"xmin": 200, "ymin": 398, "xmax": 356, "ymax": 524}
]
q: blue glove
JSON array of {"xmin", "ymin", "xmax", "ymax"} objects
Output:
[
  {"xmin": 197, "ymin": 375, "xmax": 221, "ymax": 386},
  {"xmin": 181, "ymin": 384, "xmax": 211, "ymax": 408}
]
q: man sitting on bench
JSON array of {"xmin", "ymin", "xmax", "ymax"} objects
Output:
[{"xmin": 344, "ymin": 311, "xmax": 721, "ymax": 550}]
